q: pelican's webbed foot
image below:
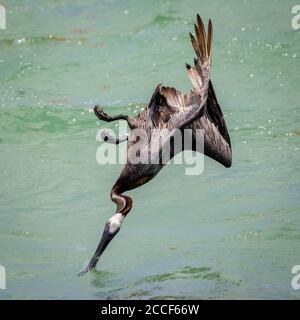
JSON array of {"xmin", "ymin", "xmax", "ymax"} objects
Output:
[{"xmin": 94, "ymin": 105, "xmax": 128, "ymax": 123}]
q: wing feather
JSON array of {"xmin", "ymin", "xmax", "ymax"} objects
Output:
[{"xmin": 146, "ymin": 15, "xmax": 230, "ymax": 149}]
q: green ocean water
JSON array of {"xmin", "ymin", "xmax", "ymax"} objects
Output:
[{"xmin": 0, "ymin": 0, "xmax": 300, "ymax": 299}]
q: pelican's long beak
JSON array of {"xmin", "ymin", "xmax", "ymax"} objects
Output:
[{"xmin": 78, "ymin": 221, "xmax": 120, "ymax": 277}]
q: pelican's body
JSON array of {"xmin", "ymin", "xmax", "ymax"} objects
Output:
[{"xmin": 79, "ymin": 15, "xmax": 232, "ymax": 276}]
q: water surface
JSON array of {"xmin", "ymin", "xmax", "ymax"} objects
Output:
[{"xmin": 0, "ymin": 0, "xmax": 300, "ymax": 299}]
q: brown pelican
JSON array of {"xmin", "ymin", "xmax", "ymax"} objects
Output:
[{"xmin": 78, "ymin": 14, "xmax": 232, "ymax": 276}]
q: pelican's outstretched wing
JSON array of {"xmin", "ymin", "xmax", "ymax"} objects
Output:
[
  {"xmin": 146, "ymin": 15, "xmax": 231, "ymax": 167},
  {"xmin": 148, "ymin": 15, "xmax": 212, "ymax": 129},
  {"xmin": 206, "ymin": 80, "xmax": 231, "ymax": 147}
]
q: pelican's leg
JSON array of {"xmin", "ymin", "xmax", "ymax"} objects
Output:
[
  {"xmin": 78, "ymin": 184, "xmax": 132, "ymax": 276},
  {"xmin": 94, "ymin": 105, "xmax": 129, "ymax": 123},
  {"xmin": 101, "ymin": 129, "xmax": 128, "ymax": 144}
]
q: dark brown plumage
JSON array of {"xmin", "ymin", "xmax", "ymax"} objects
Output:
[{"xmin": 78, "ymin": 14, "xmax": 232, "ymax": 276}]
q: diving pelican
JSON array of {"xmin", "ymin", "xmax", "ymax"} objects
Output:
[{"xmin": 78, "ymin": 14, "xmax": 232, "ymax": 276}]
